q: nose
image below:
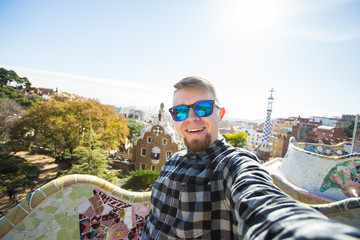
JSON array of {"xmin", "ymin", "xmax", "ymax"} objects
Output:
[{"xmin": 186, "ymin": 107, "xmax": 200, "ymax": 121}]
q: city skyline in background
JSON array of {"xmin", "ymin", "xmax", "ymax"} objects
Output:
[{"xmin": 1, "ymin": 0, "xmax": 359, "ymax": 120}]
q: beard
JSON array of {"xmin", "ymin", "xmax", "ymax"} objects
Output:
[{"xmin": 184, "ymin": 133, "xmax": 212, "ymax": 152}]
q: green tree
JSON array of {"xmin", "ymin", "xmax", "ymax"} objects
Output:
[
  {"xmin": 223, "ymin": 131, "xmax": 248, "ymax": 148},
  {"xmin": 0, "ymin": 86, "xmax": 35, "ymax": 107},
  {"xmin": 341, "ymin": 123, "xmax": 356, "ymax": 138},
  {"xmin": 0, "ymin": 67, "xmax": 30, "ymax": 88},
  {"xmin": 341, "ymin": 125, "xmax": 352, "ymax": 138},
  {"xmin": 64, "ymin": 122, "xmax": 119, "ymax": 184},
  {"xmin": 0, "ymin": 68, "xmax": 36, "ymax": 108},
  {"xmin": 22, "ymin": 77, "xmax": 32, "ymax": 89},
  {"xmin": 128, "ymin": 119, "xmax": 143, "ymax": 140},
  {"xmin": 341, "ymin": 122, "xmax": 360, "ymax": 143}
]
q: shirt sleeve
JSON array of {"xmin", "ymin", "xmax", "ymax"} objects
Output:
[{"xmin": 224, "ymin": 152, "xmax": 360, "ymax": 240}]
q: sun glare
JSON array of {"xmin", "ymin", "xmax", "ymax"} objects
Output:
[{"xmin": 225, "ymin": 0, "xmax": 286, "ymax": 36}]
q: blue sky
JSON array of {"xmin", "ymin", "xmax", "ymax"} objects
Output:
[{"xmin": 1, "ymin": 0, "xmax": 359, "ymax": 120}]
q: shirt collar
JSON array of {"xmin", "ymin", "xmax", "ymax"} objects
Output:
[{"xmin": 185, "ymin": 138, "xmax": 228, "ymax": 159}]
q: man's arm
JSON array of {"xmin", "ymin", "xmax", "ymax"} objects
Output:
[{"xmin": 224, "ymin": 153, "xmax": 360, "ymax": 239}]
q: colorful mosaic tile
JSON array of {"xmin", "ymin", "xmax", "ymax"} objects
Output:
[
  {"xmin": 320, "ymin": 160, "xmax": 360, "ymax": 198},
  {"xmin": 0, "ymin": 175, "xmax": 151, "ymax": 239},
  {"xmin": 78, "ymin": 188, "xmax": 150, "ymax": 239},
  {"xmin": 302, "ymin": 142, "xmax": 360, "ymax": 157}
]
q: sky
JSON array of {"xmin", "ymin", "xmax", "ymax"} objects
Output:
[{"xmin": 0, "ymin": 0, "xmax": 359, "ymax": 120}]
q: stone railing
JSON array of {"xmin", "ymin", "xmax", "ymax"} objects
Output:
[
  {"xmin": 264, "ymin": 137, "xmax": 360, "ymax": 228},
  {"xmin": 296, "ymin": 140, "xmax": 360, "ymax": 157},
  {"xmin": 279, "ymin": 137, "xmax": 360, "ymax": 200},
  {"xmin": 0, "ymin": 174, "xmax": 151, "ymax": 239}
]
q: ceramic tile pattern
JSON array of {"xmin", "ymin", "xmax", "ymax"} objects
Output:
[
  {"xmin": 278, "ymin": 137, "xmax": 360, "ymax": 200},
  {"xmin": 78, "ymin": 188, "xmax": 150, "ymax": 239},
  {"xmin": 264, "ymin": 137, "xmax": 360, "ymax": 228},
  {"xmin": 299, "ymin": 141, "xmax": 360, "ymax": 157},
  {"xmin": 0, "ymin": 175, "xmax": 151, "ymax": 239},
  {"xmin": 321, "ymin": 160, "xmax": 360, "ymax": 198}
]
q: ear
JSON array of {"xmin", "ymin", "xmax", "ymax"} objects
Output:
[{"xmin": 219, "ymin": 107, "xmax": 225, "ymax": 121}]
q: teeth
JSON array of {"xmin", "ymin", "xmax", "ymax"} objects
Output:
[{"xmin": 187, "ymin": 128, "xmax": 204, "ymax": 133}]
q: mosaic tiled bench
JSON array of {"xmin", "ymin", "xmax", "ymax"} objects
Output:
[
  {"xmin": 264, "ymin": 137, "xmax": 360, "ymax": 228},
  {"xmin": 0, "ymin": 174, "xmax": 151, "ymax": 239}
]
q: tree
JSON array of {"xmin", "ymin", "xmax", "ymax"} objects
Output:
[
  {"xmin": 0, "ymin": 68, "xmax": 42, "ymax": 108},
  {"xmin": 223, "ymin": 131, "xmax": 248, "ymax": 148},
  {"xmin": 128, "ymin": 119, "xmax": 143, "ymax": 140},
  {"xmin": 0, "ymin": 99, "xmax": 23, "ymax": 143},
  {"xmin": 64, "ymin": 122, "xmax": 119, "ymax": 184},
  {"xmin": 341, "ymin": 121, "xmax": 360, "ymax": 144},
  {"xmin": 0, "ymin": 68, "xmax": 30, "ymax": 88},
  {"xmin": 22, "ymin": 77, "xmax": 32, "ymax": 89},
  {"xmin": 0, "ymin": 98, "xmax": 23, "ymax": 122},
  {"xmin": 0, "ymin": 68, "xmax": 17, "ymax": 87},
  {"xmin": 0, "ymin": 86, "xmax": 36, "ymax": 107},
  {"xmin": 9, "ymin": 93, "xmax": 129, "ymax": 158}
]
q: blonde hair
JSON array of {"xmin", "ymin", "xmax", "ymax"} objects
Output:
[{"xmin": 173, "ymin": 76, "xmax": 219, "ymax": 101}]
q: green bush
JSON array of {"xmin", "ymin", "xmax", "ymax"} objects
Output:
[
  {"xmin": 0, "ymin": 159, "xmax": 20, "ymax": 174},
  {"xmin": 0, "ymin": 153, "xmax": 39, "ymax": 193},
  {"xmin": 20, "ymin": 162, "xmax": 40, "ymax": 179},
  {"xmin": 0, "ymin": 154, "xmax": 23, "ymax": 174},
  {"xmin": 117, "ymin": 170, "xmax": 130, "ymax": 179},
  {"xmin": 122, "ymin": 169, "xmax": 159, "ymax": 191}
]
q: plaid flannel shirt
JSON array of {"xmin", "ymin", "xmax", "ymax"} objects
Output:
[{"xmin": 142, "ymin": 138, "xmax": 360, "ymax": 239}]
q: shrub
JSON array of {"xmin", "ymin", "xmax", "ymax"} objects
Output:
[
  {"xmin": 0, "ymin": 159, "xmax": 20, "ymax": 174},
  {"xmin": 20, "ymin": 162, "xmax": 40, "ymax": 179},
  {"xmin": 0, "ymin": 153, "xmax": 39, "ymax": 193},
  {"xmin": 0, "ymin": 154, "xmax": 22, "ymax": 174},
  {"xmin": 122, "ymin": 169, "xmax": 159, "ymax": 191}
]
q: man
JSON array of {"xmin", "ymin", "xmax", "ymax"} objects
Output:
[{"xmin": 142, "ymin": 76, "xmax": 360, "ymax": 239}]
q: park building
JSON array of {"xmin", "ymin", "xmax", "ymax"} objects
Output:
[{"xmin": 132, "ymin": 103, "xmax": 184, "ymax": 171}]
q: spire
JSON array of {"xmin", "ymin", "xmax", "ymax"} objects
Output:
[
  {"xmin": 261, "ymin": 88, "xmax": 275, "ymax": 145},
  {"xmin": 256, "ymin": 88, "xmax": 275, "ymax": 161},
  {"xmin": 158, "ymin": 103, "xmax": 165, "ymax": 122}
]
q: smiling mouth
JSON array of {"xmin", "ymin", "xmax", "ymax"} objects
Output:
[{"xmin": 186, "ymin": 127, "xmax": 205, "ymax": 133}]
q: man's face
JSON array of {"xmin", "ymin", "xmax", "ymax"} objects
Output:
[{"xmin": 173, "ymin": 89, "xmax": 224, "ymax": 152}]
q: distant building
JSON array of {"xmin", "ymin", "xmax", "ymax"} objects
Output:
[
  {"xmin": 242, "ymin": 129, "xmax": 263, "ymax": 147},
  {"xmin": 219, "ymin": 126, "xmax": 235, "ymax": 135},
  {"xmin": 270, "ymin": 117, "xmax": 320, "ymax": 157},
  {"xmin": 316, "ymin": 126, "xmax": 344, "ymax": 143},
  {"xmin": 123, "ymin": 109, "xmax": 146, "ymax": 121},
  {"xmin": 311, "ymin": 116, "xmax": 339, "ymax": 127},
  {"xmin": 270, "ymin": 135, "xmax": 286, "ymax": 158},
  {"xmin": 337, "ymin": 114, "xmax": 358, "ymax": 127},
  {"xmin": 296, "ymin": 121, "xmax": 320, "ymax": 143},
  {"xmin": 24, "ymin": 87, "xmax": 56, "ymax": 100},
  {"xmin": 34, "ymin": 88, "xmax": 54, "ymax": 100}
]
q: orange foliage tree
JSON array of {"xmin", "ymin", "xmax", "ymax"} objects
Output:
[{"xmin": 10, "ymin": 93, "xmax": 129, "ymax": 157}]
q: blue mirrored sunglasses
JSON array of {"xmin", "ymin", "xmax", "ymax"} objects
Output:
[{"xmin": 169, "ymin": 100, "xmax": 220, "ymax": 121}]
